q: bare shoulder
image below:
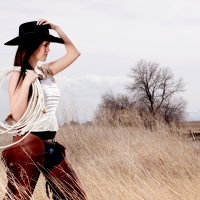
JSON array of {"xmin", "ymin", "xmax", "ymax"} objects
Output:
[
  {"xmin": 9, "ymin": 71, "xmax": 20, "ymax": 84},
  {"xmin": 8, "ymin": 71, "xmax": 21, "ymax": 95},
  {"xmin": 9, "ymin": 70, "xmax": 20, "ymax": 83}
]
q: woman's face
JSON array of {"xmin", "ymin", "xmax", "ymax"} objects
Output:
[{"xmin": 32, "ymin": 41, "xmax": 50, "ymax": 62}]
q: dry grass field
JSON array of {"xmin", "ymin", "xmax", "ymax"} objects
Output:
[
  {"xmin": 181, "ymin": 121, "xmax": 200, "ymax": 132},
  {"xmin": 1, "ymin": 121, "xmax": 200, "ymax": 199}
]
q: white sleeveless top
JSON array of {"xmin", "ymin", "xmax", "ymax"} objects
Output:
[{"xmin": 20, "ymin": 76, "xmax": 60, "ymax": 135}]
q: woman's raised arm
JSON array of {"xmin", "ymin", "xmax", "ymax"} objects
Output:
[{"xmin": 37, "ymin": 19, "xmax": 81, "ymax": 75}]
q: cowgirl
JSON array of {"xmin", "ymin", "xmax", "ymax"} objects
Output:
[{"xmin": 1, "ymin": 19, "xmax": 87, "ymax": 200}]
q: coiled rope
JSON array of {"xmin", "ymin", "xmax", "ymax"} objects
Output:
[{"xmin": 0, "ymin": 67, "xmax": 46, "ymax": 149}]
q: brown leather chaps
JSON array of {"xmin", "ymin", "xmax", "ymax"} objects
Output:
[{"xmin": 1, "ymin": 134, "xmax": 87, "ymax": 200}]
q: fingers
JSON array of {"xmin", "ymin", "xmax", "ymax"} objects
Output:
[
  {"xmin": 26, "ymin": 70, "xmax": 38, "ymax": 77},
  {"xmin": 37, "ymin": 18, "xmax": 48, "ymax": 25},
  {"xmin": 25, "ymin": 69, "xmax": 32, "ymax": 75},
  {"xmin": 36, "ymin": 18, "xmax": 57, "ymax": 30},
  {"xmin": 24, "ymin": 70, "xmax": 39, "ymax": 85},
  {"xmin": 25, "ymin": 69, "xmax": 35, "ymax": 74},
  {"xmin": 42, "ymin": 22, "xmax": 49, "ymax": 25}
]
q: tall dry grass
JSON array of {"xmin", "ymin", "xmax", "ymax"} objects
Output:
[{"xmin": 0, "ymin": 107, "xmax": 200, "ymax": 199}]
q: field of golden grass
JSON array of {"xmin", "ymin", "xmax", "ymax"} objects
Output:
[
  {"xmin": 1, "ymin": 122, "xmax": 200, "ymax": 199},
  {"xmin": 181, "ymin": 121, "xmax": 200, "ymax": 132}
]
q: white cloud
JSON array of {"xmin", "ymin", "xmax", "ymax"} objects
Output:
[
  {"xmin": 55, "ymin": 75, "xmax": 130, "ymax": 122},
  {"xmin": 187, "ymin": 110, "xmax": 200, "ymax": 121},
  {"xmin": 1, "ymin": 0, "xmax": 200, "ymax": 121},
  {"xmin": 56, "ymin": 74, "xmax": 129, "ymax": 104}
]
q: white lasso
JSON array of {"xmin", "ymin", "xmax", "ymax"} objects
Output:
[{"xmin": 0, "ymin": 67, "xmax": 46, "ymax": 149}]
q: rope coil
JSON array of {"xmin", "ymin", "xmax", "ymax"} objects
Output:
[{"xmin": 0, "ymin": 67, "xmax": 46, "ymax": 149}]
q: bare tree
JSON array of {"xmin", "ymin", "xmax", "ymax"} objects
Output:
[
  {"xmin": 161, "ymin": 97, "xmax": 187, "ymax": 125},
  {"xmin": 94, "ymin": 91, "xmax": 135, "ymax": 125},
  {"xmin": 98, "ymin": 91, "xmax": 135, "ymax": 111},
  {"xmin": 126, "ymin": 60, "xmax": 187, "ymax": 124}
]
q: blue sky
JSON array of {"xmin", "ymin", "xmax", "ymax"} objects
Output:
[{"xmin": 1, "ymin": 0, "xmax": 200, "ymax": 121}]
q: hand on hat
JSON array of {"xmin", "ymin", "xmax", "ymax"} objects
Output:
[{"xmin": 37, "ymin": 18, "xmax": 58, "ymax": 30}]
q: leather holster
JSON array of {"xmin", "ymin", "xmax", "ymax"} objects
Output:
[{"xmin": 43, "ymin": 142, "xmax": 87, "ymax": 200}]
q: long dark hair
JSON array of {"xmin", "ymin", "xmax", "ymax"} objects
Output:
[{"xmin": 14, "ymin": 39, "xmax": 44, "ymax": 94}]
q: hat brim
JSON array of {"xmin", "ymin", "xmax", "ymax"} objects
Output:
[{"xmin": 4, "ymin": 33, "xmax": 64, "ymax": 46}]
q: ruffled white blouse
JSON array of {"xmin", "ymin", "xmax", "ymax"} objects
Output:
[{"xmin": 20, "ymin": 76, "xmax": 60, "ymax": 135}]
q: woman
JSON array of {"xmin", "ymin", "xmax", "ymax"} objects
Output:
[{"xmin": 1, "ymin": 19, "xmax": 87, "ymax": 200}]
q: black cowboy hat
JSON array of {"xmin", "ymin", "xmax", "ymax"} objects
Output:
[{"xmin": 4, "ymin": 21, "xmax": 64, "ymax": 45}]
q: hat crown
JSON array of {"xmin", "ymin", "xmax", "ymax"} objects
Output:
[
  {"xmin": 4, "ymin": 21, "xmax": 64, "ymax": 45},
  {"xmin": 19, "ymin": 21, "xmax": 50, "ymax": 36}
]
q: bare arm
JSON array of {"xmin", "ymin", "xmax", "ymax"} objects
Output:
[
  {"xmin": 9, "ymin": 70, "xmax": 38, "ymax": 121},
  {"xmin": 38, "ymin": 19, "xmax": 81, "ymax": 75}
]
